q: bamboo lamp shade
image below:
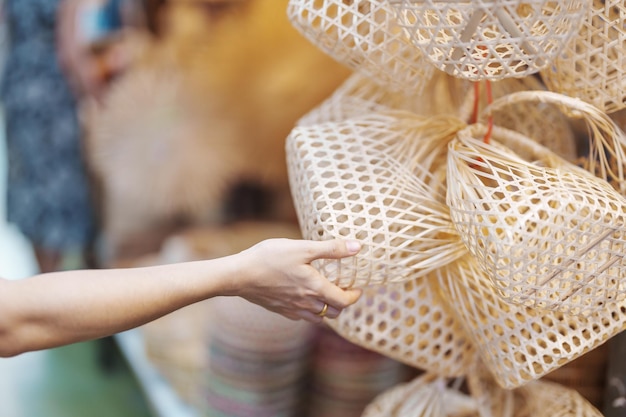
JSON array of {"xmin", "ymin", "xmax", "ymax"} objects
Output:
[
  {"xmin": 297, "ymin": 71, "xmax": 471, "ymax": 127},
  {"xmin": 516, "ymin": 380, "xmax": 604, "ymax": 417},
  {"xmin": 437, "ymin": 254, "xmax": 626, "ymax": 389},
  {"xmin": 541, "ymin": 0, "xmax": 626, "ymax": 114},
  {"xmin": 485, "ymin": 77, "xmax": 578, "ymax": 161},
  {"xmin": 484, "ymin": 90, "xmax": 626, "ymax": 196},
  {"xmin": 447, "ymin": 125, "xmax": 626, "ymax": 317},
  {"xmin": 286, "ymin": 112, "xmax": 468, "ymax": 288},
  {"xmin": 325, "ymin": 274, "xmax": 475, "ymax": 377},
  {"xmin": 286, "ymin": 0, "xmax": 435, "ymax": 93},
  {"xmin": 467, "ymin": 361, "xmax": 604, "ymax": 417},
  {"xmin": 388, "ymin": 0, "xmax": 588, "ymax": 81},
  {"xmin": 362, "ymin": 374, "xmax": 478, "ymax": 417}
]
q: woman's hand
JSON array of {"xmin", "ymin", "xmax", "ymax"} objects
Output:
[{"xmin": 233, "ymin": 239, "xmax": 363, "ymax": 323}]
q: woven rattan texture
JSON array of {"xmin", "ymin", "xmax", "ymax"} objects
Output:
[
  {"xmin": 286, "ymin": 112, "xmax": 468, "ymax": 287},
  {"xmin": 517, "ymin": 380, "xmax": 604, "ymax": 417},
  {"xmin": 287, "ymin": 0, "xmax": 434, "ymax": 93},
  {"xmin": 485, "ymin": 90, "xmax": 626, "ymax": 196},
  {"xmin": 298, "ymin": 73, "xmax": 577, "ymax": 162},
  {"xmin": 297, "ymin": 71, "xmax": 471, "ymax": 127},
  {"xmin": 541, "ymin": 0, "xmax": 626, "ymax": 114},
  {"xmin": 388, "ymin": 0, "xmax": 588, "ymax": 81},
  {"xmin": 448, "ymin": 126, "xmax": 626, "ymax": 316},
  {"xmin": 325, "ymin": 275, "xmax": 475, "ymax": 377},
  {"xmin": 437, "ymin": 254, "xmax": 626, "ymax": 389},
  {"xmin": 467, "ymin": 363, "xmax": 604, "ymax": 417},
  {"xmin": 362, "ymin": 374, "xmax": 478, "ymax": 417},
  {"xmin": 485, "ymin": 78, "xmax": 577, "ymax": 161}
]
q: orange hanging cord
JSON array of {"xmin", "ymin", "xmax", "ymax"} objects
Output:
[
  {"xmin": 470, "ymin": 80, "xmax": 493, "ymax": 143},
  {"xmin": 483, "ymin": 79, "xmax": 493, "ymax": 144}
]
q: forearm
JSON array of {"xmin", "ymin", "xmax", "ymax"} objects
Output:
[
  {"xmin": 0, "ymin": 256, "xmax": 239, "ymax": 356},
  {"xmin": 0, "ymin": 238, "xmax": 363, "ymax": 357}
]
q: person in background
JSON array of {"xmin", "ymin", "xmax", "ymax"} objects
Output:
[
  {"xmin": 1, "ymin": 0, "xmax": 98, "ymax": 273},
  {"xmin": 0, "ymin": 238, "xmax": 363, "ymax": 357},
  {"xmin": 57, "ymin": 0, "xmax": 139, "ymax": 103}
]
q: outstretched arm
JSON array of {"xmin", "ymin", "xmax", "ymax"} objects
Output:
[{"xmin": 0, "ymin": 238, "xmax": 361, "ymax": 357}]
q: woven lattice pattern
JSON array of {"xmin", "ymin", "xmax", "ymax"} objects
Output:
[
  {"xmin": 297, "ymin": 71, "xmax": 473, "ymax": 127},
  {"xmin": 388, "ymin": 0, "xmax": 588, "ymax": 81},
  {"xmin": 466, "ymin": 363, "xmax": 604, "ymax": 417},
  {"xmin": 541, "ymin": 0, "xmax": 626, "ymax": 114},
  {"xmin": 287, "ymin": 0, "xmax": 434, "ymax": 93},
  {"xmin": 437, "ymin": 255, "xmax": 626, "ymax": 389},
  {"xmin": 485, "ymin": 78, "xmax": 577, "ymax": 161},
  {"xmin": 286, "ymin": 112, "xmax": 468, "ymax": 287},
  {"xmin": 325, "ymin": 275, "xmax": 475, "ymax": 377},
  {"xmin": 447, "ymin": 126, "xmax": 626, "ymax": 316},
  {"xmin": 298, "ymin": 73, "xmax": 577, "ymax": 162},
  {"xmin": 518, "ymin": 380, "xmax": 604, "ymax": 417},
  {"xmin": 485, "ymin": 90, "xmax": 626, "ymax": 196},
  {"xmin": 362, "ymin": 374, "xmax": 478, "ymax": 417}
]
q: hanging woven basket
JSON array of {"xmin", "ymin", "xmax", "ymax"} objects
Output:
[
  {"xmin": 483, "ymin": 90, "xmax": 626, "ymax": 195},
  {"xmin": 465, "ymin": 360, "xmax": 516, "ymax": 417},
  {"xmin": 298, "ymin": 73, "xmax": 577, "ymax": 162},
  {"xmin": 286, "ymin": 111, "xmax": 467, "ymax": 287},
  {"xmin": 484, "ymin": 77, "xmax": 578, "ymax": 161},
  {"xmin": 466, "ymin": 360, "xmax": 604, "ymax": 417},
  {"xmin": 325, "ymin": 274, "xmax": 475, "ymax": 377},
  {"xmin": 518, "ymin": 380, "xmax": 604, "ymax": 417},
  {"xmin": 541, "ymin": 0, "xmax": 626, "ymax": 114},
  {"xmin": 362, "ymin": 374, "xmax": 478, "ymax": 417},
  {"xmin": 436, "ymin": 254, "xmax": 626, "ymax": 389},
  {"xmin": 447, "ymin": 124, "xmax": 626, "ymax": 317},
  {"xmin": 287, "ymin": 0, "xmax": 435, "ymax": 93},
  {"xmin": 297, "ymin": 70, "xmax": 472, "ymax": 127},
  {"xmin": 388, "ymin": 0, "xmax": 588, "ymax": 81}
]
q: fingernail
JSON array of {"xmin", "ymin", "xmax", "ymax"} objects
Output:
[{"xmin": 346, "ymin": 240, "xmax": 361, "ymax": 254}]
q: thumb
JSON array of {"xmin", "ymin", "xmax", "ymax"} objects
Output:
[
  {"xmin": 344, "ymin": 288, "xmax": 363, "ymax": 305},
  {"xmin": 304, "ymin": 239, "xmax": 361, "ymax": 262}
]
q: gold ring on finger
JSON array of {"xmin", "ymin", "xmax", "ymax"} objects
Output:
[{"xmin": 317, "ymin": 303, "xmax": 329, "ymax": 317}]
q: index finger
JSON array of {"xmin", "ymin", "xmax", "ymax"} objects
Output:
[{"xmin": 303, "ymin": 239, "xmax": 361, "ymax": 263}]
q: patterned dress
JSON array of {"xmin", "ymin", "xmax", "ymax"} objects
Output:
[{"xmin": 1, "ymin": 0, "xmax": 96, "ymax": 251}]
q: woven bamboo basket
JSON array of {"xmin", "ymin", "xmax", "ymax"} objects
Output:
[
  {"xmin": 466, "ymin": 360, "xmax": 604, "ymax": 417},
  {"xmin": 287, "ymin": 0, "xmax": 435, "ymax": 93},
  {"xmin": 465, "ymin": 360, "xmax": 516, "ymax": 417},
  {"xmin": 483, "ymin": 90, "xmax": 626, "ymax": 196},
  {"xmin": 297, "ymin": 73, "xmax": 577, "ymax": 162},
  {"xmin": 388, "ymin": 0, "xmax": 588, "ymax": 81},
  {"xmin": 485, "ymin": 77, "xmax": 578, "ymax": 161},
  {"xmin": 518, "ymin": 380, "xmax": 604, "ymax": 417},
  {"xmin": 324, "ymin": 274, "xmax": 475, "ymax": 377},
  {"xmin": 436, "ymin": 253, "xmax": 626, "ymax": 389},
  {"xmin": 286, "ymin": 111, "xmax": 468, "ymax": 287},
  {"xmin": 447, "ymin": 124, "xmax": 626, "ymax": 317},
  {"xmin": 541, "ymin": 342, "xmax": 608, "ymax": 409},
  {"xmin": 541, "ymin": 0, "xmax": 626, "ymax": 114},
  {"xmin": 362, "ymin": 374, "xmax": 478, "ymax": 417},
  {"xmin": 297, "ymin": 71, "xmax": 471, "ymax": 127}
]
